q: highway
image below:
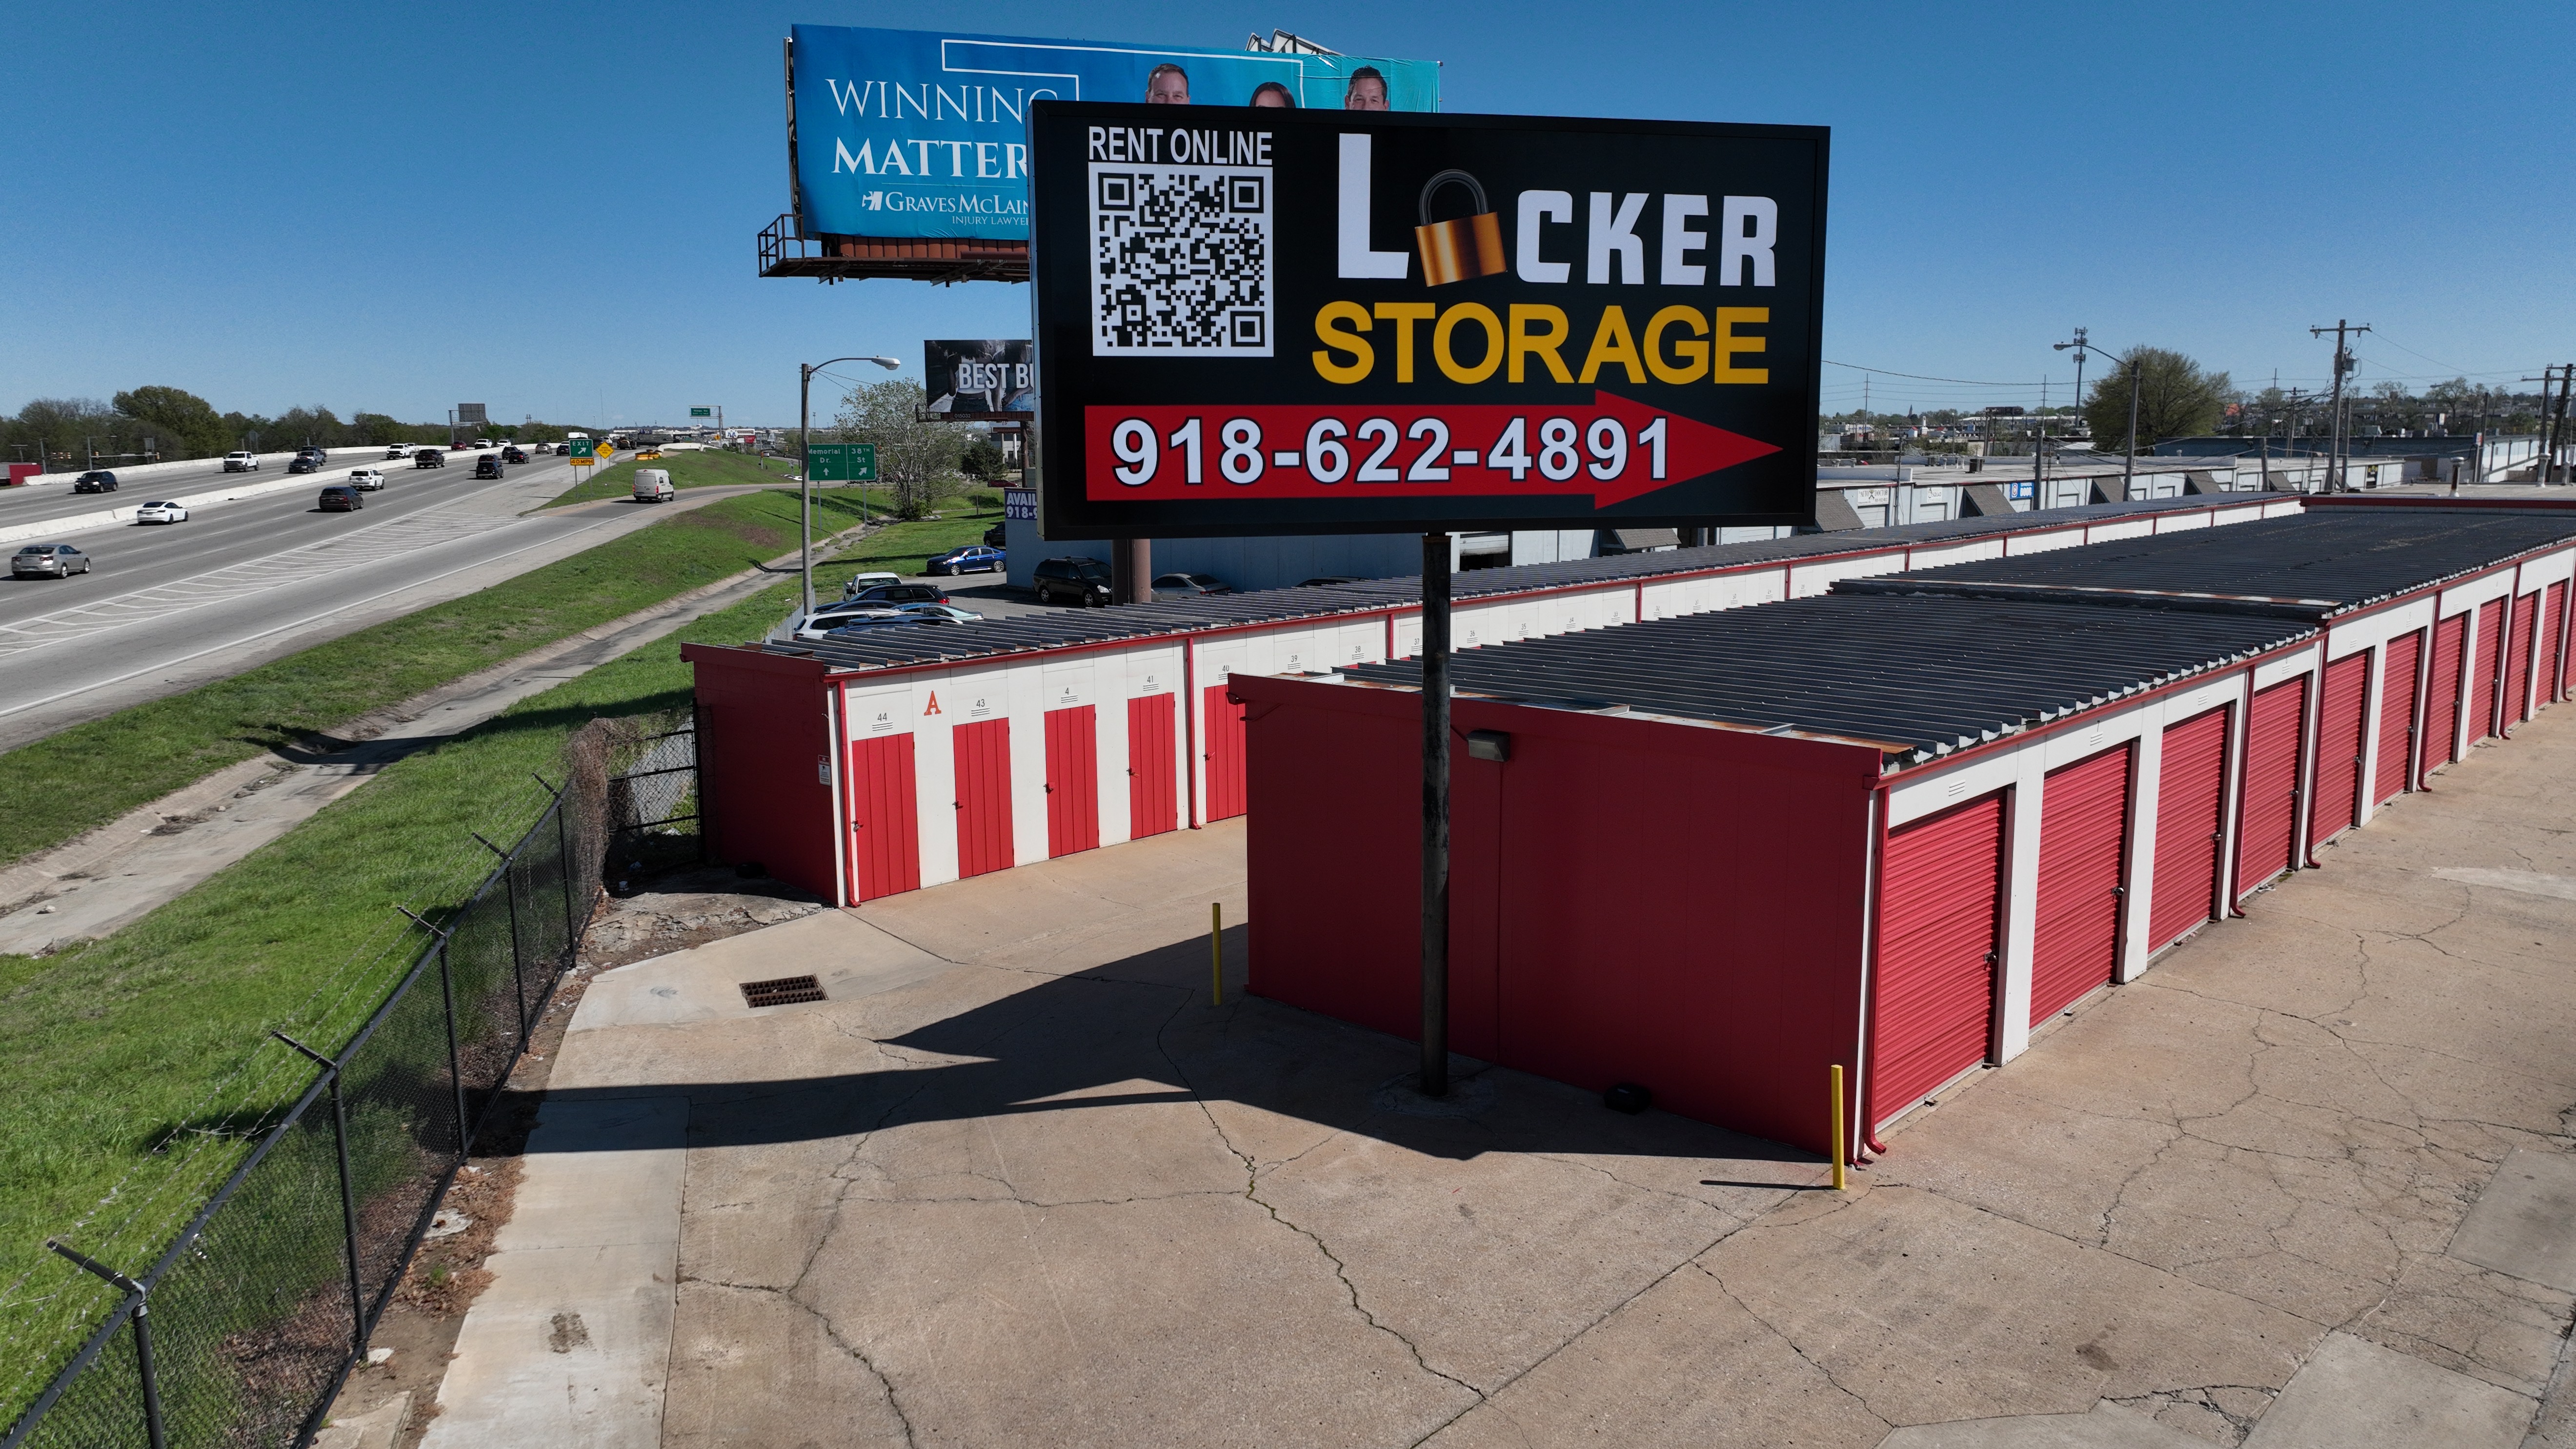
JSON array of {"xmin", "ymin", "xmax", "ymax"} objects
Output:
[
  {"xmin": 0, "ymin": 446, "xmax": 438, "ymax": 530},
  {"xmin": 0, "ymin": 452, "xmax": 769, "ymax": 751}
]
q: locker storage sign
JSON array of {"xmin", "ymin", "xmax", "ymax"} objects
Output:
[{"xmin": 1029, "ymin": 103, "xmax": 1828, "ymax": 538}]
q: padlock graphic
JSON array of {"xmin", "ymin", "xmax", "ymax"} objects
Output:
[{"xmin": 1414, "ymin": 169, "xmax": 1507, "ymax": 286}]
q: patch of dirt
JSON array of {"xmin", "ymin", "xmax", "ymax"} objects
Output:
[{"xmin": 580, "ymin": 862, "xmax": 825, "ymax": 969}]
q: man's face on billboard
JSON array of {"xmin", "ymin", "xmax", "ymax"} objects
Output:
[
  {"xmin": 1147, "ymin": 67, "xmax": 1190, "ymax": 104},
  {"xmin": 1344, "ymin": 76, "xmax": 1388, "ymax": 110}
]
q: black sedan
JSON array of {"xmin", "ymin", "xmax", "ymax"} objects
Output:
[{"xmin": 71, "ymin": 470, "xmax": 118, "ymax": 493}]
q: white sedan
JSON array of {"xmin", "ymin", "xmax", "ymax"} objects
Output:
[
  {"xmin": 134, "ymin": 500, "xmax": 189, "ymax": 524},
  {"xmin": 347, "ymin": 468, "xmax": 388, "ymax": 491}
]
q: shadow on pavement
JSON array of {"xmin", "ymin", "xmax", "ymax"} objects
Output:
[{"xmin": 515, "ymin": 927, "xmax": 1820, "ymax": 1170}]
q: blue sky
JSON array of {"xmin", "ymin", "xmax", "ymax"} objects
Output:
[{"xmin": 5, "ymin": 1, "xmax": 2570, "ymax": 425}]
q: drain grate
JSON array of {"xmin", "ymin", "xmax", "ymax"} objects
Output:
[{"xmin": 739, "ymin": 974, "xmax": 827, "ymax": 1008}]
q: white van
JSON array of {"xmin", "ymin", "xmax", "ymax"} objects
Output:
[{"xmin": 632, "ymin": 468, "xmax": 674, "ymax": 503}]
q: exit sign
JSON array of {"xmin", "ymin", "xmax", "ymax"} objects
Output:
[
  {"xmin": 807, "ymin": 443, "xmax": 877, "ymax": 483},
  {"xmin": 689, "ymin": 406, "xmax": 713, "ymax": 418}
]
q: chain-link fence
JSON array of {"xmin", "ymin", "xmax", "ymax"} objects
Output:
[{"xmin": 1, "ymin": 746, "xmax": 632, "ymax": 1449}]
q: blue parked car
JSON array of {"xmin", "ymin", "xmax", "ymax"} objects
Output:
[{"xmin": 925, "ymin": 543, "xmax": 1005, "ymax": 576}]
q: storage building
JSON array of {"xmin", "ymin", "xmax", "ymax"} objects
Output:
[
  {"xmin": 684, "ymin": 493, "xmax": 2287, "ymax": 906},
  {"xmin": 1236, "ymin": 501, "xmax": 2576, "ymax": 1162}
]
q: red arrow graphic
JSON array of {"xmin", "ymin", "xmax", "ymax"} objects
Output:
[{"xmin": 1083, "ymin": 391, "xmax": 1779, "ymax": 506}]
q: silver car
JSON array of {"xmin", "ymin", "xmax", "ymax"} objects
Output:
[{"xmin": 12, "ymin": 543, "xmax": 92, "ymax": 578}]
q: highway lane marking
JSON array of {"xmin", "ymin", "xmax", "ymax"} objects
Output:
[
  {"xmin": 0, "ymin": 464, "xmax": 582, "ymax": 657},
  {"xmin": 0, "ymin": 511, "xmax": 641, "ymax": 722}
]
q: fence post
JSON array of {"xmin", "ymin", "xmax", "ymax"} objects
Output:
[
  {"xmin": 474, "ymin": 831, "xmax": 531, "ymax": 1046},
  {"xmin": 270, "ymin": 1032, "xmax": 368, "ymax": 1358},
  {"xmin": 434, "ymin": 940, "xmax": 471, "ymax": 1151},
  {"xmin": 537, "ymin": 776, "xmax": 581, "ymax": 966},
  {"xmin": 44, "ymin": 1242, "xmax": 167, "ymax": 1449}
]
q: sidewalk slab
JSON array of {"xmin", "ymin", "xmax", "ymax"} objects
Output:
[
  {"xmin": 2452, "ymin": 1150, "xmax": 2576, "ymax": 1294},
  {"xmin": 420, "ymin": 1096, "xmax": 686, "ymax": 1449},
  {"xmin": 2242, "ymin": 1332, "xmax": 2532, "ymax": 1449}
]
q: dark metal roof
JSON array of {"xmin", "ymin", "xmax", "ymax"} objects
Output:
[
  {"xmin": 767, "ymin": 492, "xmax": 2277, "ymax": 676},
  {"xmin": 1338, "ymin": 595, "xmax": 2314, "ymax": 768},
  {"xmin": 1838, "ymin": 507, "xmax": 2576, "ymax": 621}
]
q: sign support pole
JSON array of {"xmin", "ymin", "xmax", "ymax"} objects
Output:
[{"xmin": 1419, "ymin": 531, "xmax": 1452, "ymax": 1098}]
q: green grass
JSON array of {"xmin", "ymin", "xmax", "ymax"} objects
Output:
[
  {"xmin": 0, "ymin": 488, "xmax": 886, "ymax": 871},
  {"xmin": 0, "ymin": 574, "xmax": 809, "ymax": 1418},
  {"xmin": 541, "ymin": 447, "xmax": 814, "ymax": 507}
]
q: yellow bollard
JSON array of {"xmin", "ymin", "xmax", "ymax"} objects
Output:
[
  {"xmin": 1828, "ymin": 1065, "xmax": 1847, "ymax": 1191},
  {"xmin": 1210, "ymin": 903, "xmax": 1223, "ymax": 1006}
]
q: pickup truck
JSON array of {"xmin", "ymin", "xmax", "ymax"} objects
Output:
[{"xmin": 223, "ymin": 451, "xmax": 261, "ymax": 472}]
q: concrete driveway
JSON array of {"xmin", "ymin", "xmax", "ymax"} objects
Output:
[{"xmin": 421, "ymin": 711, "xmax": 2576, "ymax": 1448}]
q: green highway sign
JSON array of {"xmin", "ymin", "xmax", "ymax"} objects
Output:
[
  {"xmin": 807, "ymin": 442, "xmax": 877, "ymax": 483},
  {"xmin": 568, "ymin": 439, "xmax": 597, "ymax": 460},
  {"xmin": 689, "ymin": 406, "xmax": 713, "ymax": 418}
]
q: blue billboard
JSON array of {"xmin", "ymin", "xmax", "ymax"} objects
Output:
[{"xmin": 787, "ymin": 25, "xmax": 1440, "ymax": 240}]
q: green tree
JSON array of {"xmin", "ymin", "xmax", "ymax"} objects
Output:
[
  {"xmin": 111, "ymin": 385, "xmax": 229, "ymax": 458},
  {"xmin": 2082, "ymin": 348, "xmax": 2232, "ymax": 454},
  {"xmin": 959, "ymin": 437, "xmax": 1008, "ymax": 481},
  {"xmin": 834, "ymin": 380, "xmax": 965, "ymax": 520}
]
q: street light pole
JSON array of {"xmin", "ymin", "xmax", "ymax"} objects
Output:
[{"xmin": 797, "ymin": 355, "xmax": 902, "ymax": 618}]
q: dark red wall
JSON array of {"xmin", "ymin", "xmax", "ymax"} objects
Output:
[
  {"xmin": 1237, "ymin": 675, "xmax": 1882, "ymax": 1153},
  {"xmin": 683, "ymin": 645, "xmax": 837, "ymax": 904}
]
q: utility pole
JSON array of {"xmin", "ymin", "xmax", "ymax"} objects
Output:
[
  {"xmin": 2308, "ymin": 320, "xmax": 2370, "ymax": 491},
  {"xmin": 2521, "ymin": 366, "xmax": 2572, "ymax": 485}
]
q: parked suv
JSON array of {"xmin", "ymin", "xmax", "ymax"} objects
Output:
[
  {"xmin": 1032, "ymin": 555, "xmax": 1112, "ymax": 607},
  {"xmin": 223, "ymin": 450, "xmax": 261, "ymax": 472},
  {"xmin": 71, "ymin": 470, "xmax": 118, "ymax": 493}
]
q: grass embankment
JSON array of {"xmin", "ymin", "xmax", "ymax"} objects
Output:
[
  {"xmin": 543, "ymin": 448, "xmax": 836, "ymax": 507},
  {"xmin": 0, "ymin": 572, "xmax": 812, "ymax": 1413},
  {"xmin": 0, "ymin": 488, "xmax": 890, "ymax": 871}
]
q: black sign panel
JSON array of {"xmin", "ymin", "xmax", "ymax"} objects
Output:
[
  {"xmin": 1029, "ymin": 104, "xmax": 1826, "ymax": 540},
  {"xmin": 925, "ymin": 339, "xmax": 1036, "ymax": 421}
]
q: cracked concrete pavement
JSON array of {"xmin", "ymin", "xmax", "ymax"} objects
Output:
[{"xmin": 424, "ymin": 708, "xmax": 2576, "ymax": 1446}]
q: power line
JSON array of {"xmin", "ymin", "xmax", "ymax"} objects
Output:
[{"xmin": 1823, "ymin": 360, "xmax": 2036, "ymax": 387}]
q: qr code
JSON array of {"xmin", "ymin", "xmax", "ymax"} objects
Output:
[{"xmin": 1090, "ymin": 164, "xmax": 1272, "ymax": 358}]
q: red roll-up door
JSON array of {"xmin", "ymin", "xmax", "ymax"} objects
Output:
[
  {"xmin": 2235, "ymin": 676, "xmax": 2307, "ymax": 899},
  {"xmin": 845, "ymin": 733, "xmax": 920, "ymax": 902},
  {"xmin": 2031, "ymin": 745, "xmax": 2132, "ymax": 1024},
  {"xmin": 1202, "ymin": 682, "xmax": 1248, "ymax": 822},
  {"xmin": 1044, "ymin": 705, "xmax": 1100, "ymax": 858},
  {"xmin": 2374, "ymin": 631, "xmax": 2422, "ymax": 805},
  {"xmin": 2504, "ymin": 591, "xmax": 2538, "ymax": 729},
  {"xmin": 2309, "ymin": 652, "xmax": 2369, "ymax": 845},
  {"xmin": 1127, "ymin": 694, "xmax": 1177, "ymax": 839},
  {"xmin": 2426, "ymin": 612, "xmax": 2468, "ymax": 774},
  {"xmin": 1869, "ymin": 794, "xmax": 2005, "ymax": 1131},
  {"xmin": 2467, "ymin": 597, "xmax": 2506, "ymax": 742},
  {"xmin": 951, "ymin": 718, "xmax": 1015, "ymax": 878},
  {"xmin": 2151, "ymin": 707, "xmax": 2229, "ymax": 952},
  {"xmin": 2542, "ymin": 581, "xmax": 2568, "ymax": 705}
]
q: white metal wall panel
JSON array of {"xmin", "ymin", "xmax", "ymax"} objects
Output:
[
  {"xmin": 2439, "ymin": 568, "xmax": 2516, "ymax": 617},
  {"xmin": 2323, "ymin": 596, "xmax": 2435, "ymax": 662},
  {"xmin": 2004, "ymin": 526, "xmax": 2088, "ymax": 555},
  {"xmin": 1906, "ymin": 538, "xmax": 2007, "ymax": 571},
  {"xmin": 2519, "ymin": 548, "xmax": 2576, "ymax": 591},
  {"xmin": 2085, "ymin": 518, "xmax": 2156, "ymax": 543},
  {"xmin": 2153, "ymin": 511, "xmax": 2212, "ymax": 534},
  {"xmin": 1789, "ymin": 550, "xmax": 1907, "ymax": 598},
  {"xmin": 1639, "ymin": 567, "xmax": 1784, "ymax": 621}
]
